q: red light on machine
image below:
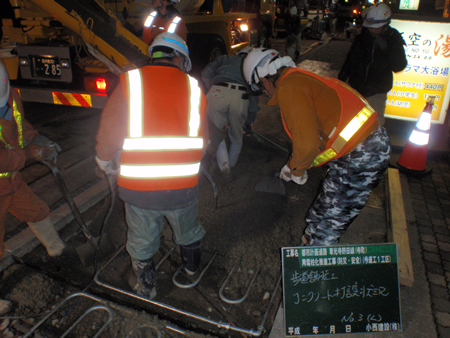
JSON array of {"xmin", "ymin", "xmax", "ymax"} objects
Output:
[{"xmin": 96, "ymin": 78, "xmax": 107, "ymax": 93}]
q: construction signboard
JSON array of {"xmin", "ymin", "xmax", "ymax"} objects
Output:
[{"xmin": 281, "ymin": 244, "xmax": 401, "ymax": 336}]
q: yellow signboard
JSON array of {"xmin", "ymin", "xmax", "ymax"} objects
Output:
[{"xmin": 387, "ymin": 19, "xmax": 450, "ymax": 124}]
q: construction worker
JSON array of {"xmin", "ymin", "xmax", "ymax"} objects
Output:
[
  {"xmin": 0, "ymin": 60, "xmax": 66, "ymax": 259},
  {"xmin": 243, "ymin": 48, "xmax": 391, "ymax": 246},
  {"xmin": 0, "ymin": 61, "xmax": 66, "ymax": 313},
  {"xmin": 338, "ymin": 3, "xmax": 407, "ymax": 126},
  {"xmin": 142, "ymin": 0, "xmax": 188, "ymax": 44},
  {"xmin": 95, "ymin": 32, "xmax": 207, "ymax": 299},
  {"xmin": 328, "ymin": 0, "xmax": 341, "ymax": 36},
  {"xmin": 285, "ymin": 6, "xmax": 303, "ymax": 61},
  {"xmin": 0, "ymin": 61, "xmax": 65, "ymax": 315},
  {"xmin": 201, "ymin": 47, "xmax": 257, "ymax": 176}
]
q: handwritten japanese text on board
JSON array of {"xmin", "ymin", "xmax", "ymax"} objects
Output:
[{"xmin": 282, "ymin": 244, "xmax": 401, "ymax": 336}]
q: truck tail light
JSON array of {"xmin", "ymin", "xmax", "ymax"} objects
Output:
[
  {"xmin": 96, "ymin": 78, "xmax": 107, "ymax": 93},
  {"xmin": 84, "ymin": 77, "xmax": 107, "ymax": 93}
]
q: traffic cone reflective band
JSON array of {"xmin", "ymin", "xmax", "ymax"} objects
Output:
[{"xmin": 397, "ymin": 96, "xmax": 434, "ymax": 172}]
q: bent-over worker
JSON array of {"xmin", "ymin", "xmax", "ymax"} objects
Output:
[{"xmin": 243, "ymin": 48, "xmax": 391, "ymax": 246}]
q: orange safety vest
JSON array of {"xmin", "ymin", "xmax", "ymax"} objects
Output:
[
  {"xmin": 118, "ymin": 65, "xmax": 206, "ymax": 191},
  {"xmin": 279, "ymin": 68, "xmax": 378, "ymax": 167},
  {"xmin": 0, "ymin": 98, "xmax": 23, "ymax": 178},
  {"xmin": 143, "ymin": 10, "xmax": 184, "ymax": 44}
]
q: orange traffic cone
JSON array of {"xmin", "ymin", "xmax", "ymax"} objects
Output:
[{"xmin": 397, "ymin": 96, "xmax": 435, "ymax": 175}]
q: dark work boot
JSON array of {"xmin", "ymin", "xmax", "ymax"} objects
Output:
[
  {"xmin": 180, "ymin": 240, "xmax": 202, "ymax": 275},
  {"xmin": 131, "ymin": 257, "xmax": 157, "ymax": 299}
]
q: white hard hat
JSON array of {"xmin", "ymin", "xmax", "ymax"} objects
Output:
[
  {"xmin": 290, "ymin": 6, "xmax": 297, "ymax": 15},
  {"xmin": 148, "ymin": 32, "xmax": 192, "ymax": 72},
  {"xmin": 169, "ymin": 0, "xmax": 180, "ymax": 3},
  {"xmin": 363, "ymin": 3, "xmax": 391, "ymax": 28},
  {"xmin": 243, "ymin": 48, "xmax": 295, "ymax": 91},
  {"xmin": 0, "ymin": 61, "xmax": 10, "ymax": 107}
]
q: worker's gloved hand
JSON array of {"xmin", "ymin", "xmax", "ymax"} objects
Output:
[
  {"xmin": 30, "ymin": 135, "xmax": 61, "ymax": 162},
  {"xmin": 279, "ymin": 164, "xmax": 292, "ymax": 182},
  {"xmin": 24, "ymin": 144, "xmax": 53, "ymax": 162},
  {"xmin": 291, "ymin": 171, "xmax": 308, "ymax": 185},
  {"xmin": 95, "ymin": 156, "xmax": 120, "ymax": 176}
]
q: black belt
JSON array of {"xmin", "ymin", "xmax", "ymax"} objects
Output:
[{"xmin": 215, "ymin": 82, "xmax": 247, "ymax": 91}]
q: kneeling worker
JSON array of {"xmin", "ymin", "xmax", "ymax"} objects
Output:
[
  {"xmin": 1, "ymin": 60, "xmax": 66, "ymax": 313},
  {"xmin": 95, "ymin": 33, "xmax": 208, "ymax": 299},
  {"xmin": 243, "ymin": 48, "xmax": 391, "ymax": 246},
  {"xmin": 0, "ymin": 60, "xmax": 65, "ymax": 259}
]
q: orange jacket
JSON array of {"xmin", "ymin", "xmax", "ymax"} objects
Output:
[
  {"xmin": 142, "ymin": 9, "xmax": 188, "ymax": 45},
  {"xmin": 268, "ymin": 68, "xmax": 379, "ymax": 177},
  {"xmin": 96, "ymin": 64, "xmax": 207, "ymax": 192}
]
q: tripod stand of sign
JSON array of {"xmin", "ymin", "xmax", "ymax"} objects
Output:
[{"xmin": 282, "ymin": 244, "xmax": 401, "ymax": 336}]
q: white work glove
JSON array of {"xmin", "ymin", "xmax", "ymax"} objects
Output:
[
  {"xmin": 30, "ymin": 135, "xmax": 62, "ymax": 162},
  {"xmin": 95, "ymin": 156, "xmax": 120, "ymax": 176},
  {"xmin": 291, "ymin": 171, "xmax": 308, "ymax": 185},
  {"xmin": 279, "ymin": 164, "xmax": 292, "ymax": 182}
]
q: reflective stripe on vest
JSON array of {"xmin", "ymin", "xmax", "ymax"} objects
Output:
[
  {"xmin": 121, "ymin": 69, "xmax": 202, "ymax": 179},
  {"xmin": 168, "ymin": 16, "xmax": 181, "ymax": 33},
  {"xmin": 144, "ymin": 11, "xmax": 181, "ymax": 34},
  {"xmin": 144, "ymin": 11, "xmax": 157, "ymax": 28},
  {"xmin": 0, "ymin": 99, "xmax": 23, "ymax": 178},
  {"xmin": 311, "ymin": 106, "xmax": 375, "ymax": 166}
]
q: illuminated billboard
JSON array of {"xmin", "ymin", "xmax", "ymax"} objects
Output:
[
  {"xmin": 399, "ymin": 0, "xmax": 420, "ymax": 10},
  {"xmin": 387, "ymin": 19, "xmax": 450, "ymax": 124}
]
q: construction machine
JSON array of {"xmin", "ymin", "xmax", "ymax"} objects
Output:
[{"xmin": 0, "ymin": 0, "xmax": 275, "ymax": 108}]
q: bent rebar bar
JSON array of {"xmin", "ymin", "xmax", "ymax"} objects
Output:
[
  {"xmin": 172, "ymin": 252, "xmax": 217, "ymax": 289},
  {"xmin": 24, "ymin": 292, "xmax": 113, "ymax": 338},
  {"xmin": 94, "ymin": 247, "xmax": 282, "ymax": 337},
  {"xmin": 219, "ymin": 260, "xmax": 260, "ymax": 304}
]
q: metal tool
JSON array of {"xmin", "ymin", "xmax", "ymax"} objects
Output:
[
  {"xmin": 250, "ymin": 130, "xmax": 290, "ymax": 154},
  {"xmin": 255, "ymin": 171, "xmax": 286, "ymax": 195},
  {"xmin": 43, "ymin": 159, "xmax": 115, "ymax": 267},
  {"xmin": 200, "ymin": 166, "xmax": 219, "ymax": 209}
]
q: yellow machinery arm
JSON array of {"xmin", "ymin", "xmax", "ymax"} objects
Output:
[{"xmin": 29, "ymin": 0, "xmax": 150, "ymax": 71}]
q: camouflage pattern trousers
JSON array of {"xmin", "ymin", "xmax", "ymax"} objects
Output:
[{"xmin": 304, "ymin": 126, "xmax": 391, "ymax": 246}]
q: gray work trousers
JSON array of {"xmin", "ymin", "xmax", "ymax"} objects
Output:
[{"xmin": 125, "ymin": 199, "xmax": 205, "ymax": 261}]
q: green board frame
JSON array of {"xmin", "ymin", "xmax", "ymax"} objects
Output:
[{"xmin": 282, "ymin": 244, "xmax": 401, "ymax": 336}]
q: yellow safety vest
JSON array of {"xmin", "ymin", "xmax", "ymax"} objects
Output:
[{"xmin": 0, "ymin": 99, "xmax": 23, "ymax": 178}]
